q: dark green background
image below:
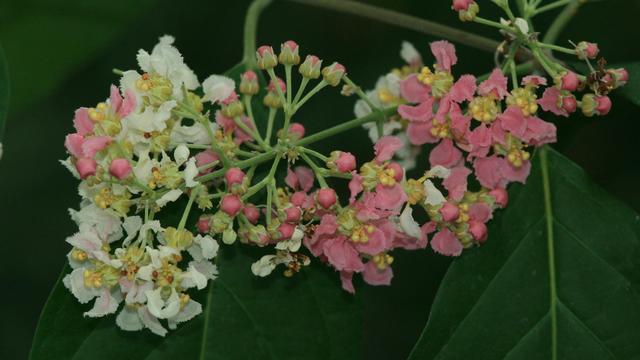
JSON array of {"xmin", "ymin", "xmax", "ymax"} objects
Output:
[{"xmin": 1, "ymin": 0, "xmax": 639, "ymax": 358}]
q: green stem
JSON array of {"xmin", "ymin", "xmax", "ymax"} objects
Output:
[
  {"xmin": 533, "ymin": 0, "xmax": 572, "ymax": 15},
  {"xmin": 543, "ymin": 0, "xmax": 584, "ymax": 44},
  {"xmin": 300, "ymin": 152, "xmax": 328, "ymax": 188},
  {"xmin": 243, "ymin": 0, "xmax": 273, "ymax": 69},
  {"xmin": 473, "ymin": 16, "xmax": 515, "ymax": 32},
  {"xmin": 265, "ymin": 108, "xmax": 276, "ymax": 145},
  {"xmin": 178, "ymin": 187, "xmax": 200, "ymax": 230},
  {"xmin": 343, "ymin": 75, "xmax": 386, "ymax": 138},
  {"xmin": 540, "ymin": 146, "xmax": 558, "ymax": 360},
  {"xmin": 537, "ymin": 42, "xmax": 576, "ymax": 55},
  {"xmin": 266, "ymin": 180, "xmax": 274, "ymax": 226},
  {"xmin": 266, "ymin": 68, "xmax": 289, "ymax": 113},
  {"xmin": 292, "ymin": 77, "xmax": 310, "ymax": 107},
  {"xmin": 284, "ymin": 0, "xmax": 500, "ymax": 53},
  {"xmin": 233, "ymin": 116, "xmax": 269, "ymax": 149},
  {"xmin": 295, "ymin": 106, "xmax": 397, "ymax": 147},
  {"xmin": 292, "ymin": 80, "xmax": 328, "ymax": 114},
  {"xmin": 242, "ymin": 154, "xmax": 282, "ymax": 200},
  {"xmin": 285, "ymin": 65, "xmax": 293, "ymax": 106},
  {"xmin": 300, "ymin": 147, "xmax": 329, "ymax": 162},
  {"xmin": 197, "ymin": 151, "xmax": 276, "ymax": 183},
  {"xmin": 243, "ymin": 95, "xmax": 263, "ymax": 143}
]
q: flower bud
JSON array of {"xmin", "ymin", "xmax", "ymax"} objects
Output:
[
  {"xmin": 239, "ymin": 70, "xmax": 259, "ymax": 96},
  {"xmin": 386, "ymin": 162, "xmax": 404, "ymax": 182},
  {"xmin": 243, "ymin": 204, "xmax": 260, "ymax": 224},
  {"xmin": 256, "ymin": 45, "xmax": 278, "ymax": 70},
  {"xmin": 195, "ymin": 150, "xmax": 220, "ymax": 174},
  {"xmin": 489, "ymin": 188, "xmax": 508, "ymax": 208},
  {"xmin": 322, "ymin": 62, "xmax": 347, "ymax": 87},
  {"xmin": 197, "ymin": 216, "xmax": 211, "ymax": 233},
  {"xmin": 561, "ymin": 94, "xmax": 578, "ymax": 114},
  {"xmin": 556, "ymin": 71, "xmax": 579, "ymax": 92},
  {"xmin": 76, "ymin": 158, "xmax": 97, "ymax": 179},
  {"xmin": 439, "ymin": 202, "xmax": 460, "ymax": 222},
  {"xmin": 330, "ymin": 151, "xmax": 356, "ymax": 173},
  {"xmin": 317, "ymin": 188, "xmax": 337, "ymax": 209},
  {"xmin": 290, "ymin": 191, "xmax": 307, "ymax": 207},
  {"xmin": 608, "ymin": 68, "xmax": 629, "ymax": 88},
  {"xmin": 277, "ymin": 223, "xmax": 296, "ymax": 240},
  {"xmin": 221, "ymin": 194, "xmax": 243, "ymax": 216},
  {"xmin": 453, "ymin": 0, "xmax": 479, "ymax": 21},
  {"xmin": 299, "ymin": 55, "xmax": 322, "ymax": 79},
  {"xmin": 225, "ymin": 167, "xmax": 245, "ymax": 186},
  {"xmin": 263, "ymin": 92, "xmax": 283, "ymax": 109},
  {"xmin": 288, "ymin": 123, "xmax": 305, "ymax": 140},
  {"xmin": 469, "ymin": 221, "xmax": 488, "ymax": 243},
  {"xmin": 576, "ymin": 41, "xmax": 599, "ymax": 60},
  {"xmin": 109, "ymin": 158, "xmax": 132, "ymax": 180},
  {"xmin": 596, "ymin": 95, "xmax": 612, "ymax": 115},
  {"xmin": 581, "ymin": 94, "xmax": 612, "ymax": 117},
  {"xmin": 284, "ymin": 206, "xmax": 302, "ymax": 223},
  {"xmin": 278, "ymin": 40, "xmax": 300, "ymax": 66},
  {"xmin": 221, "ymin": 94, "xmax": 245, "ymax": 118}
]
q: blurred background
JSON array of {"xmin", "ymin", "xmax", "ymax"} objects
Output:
[{"xmin": 1, "ymin": 0, "xmax": 639, "ymax": 358}]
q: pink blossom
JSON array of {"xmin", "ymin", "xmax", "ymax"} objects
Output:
[
  {"xmin": 539, "ymin": 87, "xmax": 569, "ymax": 117},
  {"xmin": 559, "ymin": 71, "xmax": 579, "ymax": 92},
  {"xmin": 221, "ymin": 195, "xmax": 242, "ymax": 216},
  {"xmin": 336, "ymin": 152, "xmax": 357, "ymax": 173},
  {"xmin": 195, "ymin": 150, "xmax": 219, "ymax": 174},
  {"xmin": 429, "ymin": 138, "xmax": 463, "ymax": 168},
  {"xmin": 277, "ymin": 223, "xmax": 296, "ymax": 240},
  {"xmin": 374, "ymin": 136, "xmax": 404, "ymax": 163},
  {"xmin": 81, "ymin": 136, "xmax": 111, "ymax": 158},
  {"xmin": 478, "ymin": 69, "xmax": 509, "ymax": 99},
  {"xmin": 354, "ymin": 226, "xmax": 391, "ymax": 256},
  {"xmin": 290, "ymin": 192, "xmax": 307, "ymax": 207},
  {"xmin": 73, "ymin": 108, "xmax": 93, "ymax": 135},
  {"xmin": 522, "ymin": 116, "xmax": 557, "ymax": 146},
  {"xmin": 288, "ymin": 123, "xmax": 305, "ymax": 139},
  {"xmin": 374, "ymin": 183, "xmax": 407, "ymax": 211},
  {"xmin": 474, "ymin": 156, "xmax": 531, "ymax": 189},
  {"xmin": 400, "ymin": 74, "xmax": 431, "ymax": 103},
  {"xmin": 243, "ymin": 204, "xmax": 260, "ymax": 224},
  {"xmin": 489, "ymin": 188, "xmax": 508, "ymax": 208},
  {"xmin": 439, "ymin": 202, "xmax": 460, "ymax": 222},
  {"xmin": 398, "ymin": 97, "xmax": 435, "ymax": 122},
  {"xmin": 317, "ymin": 188, "xmax": 337, "ymax": 209},
  {"xmin": 469, "ymin": 202, "xmax": 492, "ymax": 223},
  {"xmin": 362, "ymin": 262, "xmax": 393, "ymax": 286},
  {"xmin": 499, "ymin": 106, "xmax": 528, "ymax": 139},
  {"xmin": 64, "ymin": 133, "xmax": 85, "ymax": 158},
  {"xmin": 285, "ymin": 166, "xmax": 315, "ymax": 192},
  {"xmin": 452, "ymin": 0, "xmax": 474, "ymax": 11},
  {"xmin": 197, "ymin": 216, "xmax": 210, "ymax": 233},
  {"xmin": 443, "ymin": 166, "xmax": 471, "ymax": 201},
  {"xmin": 304, "ymin": 214, "xmax": 337, "ymax": 256},
  {"xmin": 468, "ymin": 221, "xmax": 488, "ymax": 243},
  {"xmin": 467, "ymin": 124, "xmax": 492, "ymax": 159},
  {"xmin": 75, "ymin": 158, "xmax": 97, "ymax": 179},
  {"xmin": 407, "ymin": 121, "xmax": 438, "ymax": 145},
  {"xmin": 284, "ymin": 206, "xmax": 302, "ymax": 223},
  {"xmin": 386, "ymin": 162, "xmax": 404, "ymax": 182},
  {"xmin": 225, "ymin": 167, "xmax": 245, "ymax": 185},
  {"xmin": 348, "ymin": 173, "xmax": 364, "ymax": 203},
  {"xmin": 268, "ymin": 77, "xmax": 287, "ymax": 93},
  {"xmin": 448, "ymin": 75, "xmax": 477, "ymax": 102},
  {"xmin": 521, "ymin": 75, "xmax": 547, "ymax": 87},
  {"xmin": 340, "ymin": 271, "xmax": 355, "ymax": 294},
  {"xmin": 431, "ymin": 228, "xmax": 463, "ymax": 256},
  {"xmin": 109, "ymin": 158, "xmax": 132, "ymax": 180},
  {"xmin": 430, "ymin": 40, "xmax": 457, "ymax": 71},
  {"xmin": 110, "ymin": 84, "xmax": 136, "ymax": 118},
  {"xmin": 322, "ymin": 236, "xmax": 365, "ymax": 272},
  {"xmin": 596, "ymin": 96, "xmax": 612, "ymax": 115}
]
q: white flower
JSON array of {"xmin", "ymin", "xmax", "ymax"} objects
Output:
[
  {"xmin": 399, "ymin": 206, "xmax": 422, "ymax": 239},
  {"xmin": 181, "ymin": 264, "xmax": 208, "ymax": 290},
  {"xmin": 138, "ymin": 306, "xmax": 168, "ymax": 337},
  {"xmin": 156, "ymin": 189, "xmax": 183, "ymax": 208},
  {"xmin": 167, "ymin": 299, "xmax": 202, "ymax": 330},
  {"xmin": 136, "ymin": 35, "xmax": 199, "ymax": 100},
  {"xmin": 119, "ymin": 70, "xmax": 144, "ymax": 112},
  {"xmin": 60, "ymin": 158, "xmax": 80, "ymax": 179},
  {"xmin": 119, "ymin": 278, "xmax": 153, "ymax": 304},
  {"xmin": 222, "ymin": 228, "xmax": 237, "ymax": 245},
  {"xmin": 146, "ymin": 287, "xmax": 181, "ymax": 319},
  {"xmin": 189, "ymin": 260, "xmax": 218, "ymax": 280},
  {"xmin": 122, "ymin": 216, "xmax": 143, "ymax": 245},
  {"xmin": 188, "ymin": 234, "xmax": 219, "ymax": 261},
  {"xmin": 427, "ymin": 165, "xmax": 451, "ymax": 179},
  {"xmin": 275, "ymin": 227, "xmax": 303, "ymax": 252},
  {"xmin": 64, "ymin": 268, "xmax": 101, "ymax": 304},
  {"xmin": 184, "ymin": 157, "xmax": 199, "ymax": 188},
  {"xmin": 251, "ymin": 255, "xmax": 278, "ymax": 277},
  {"xmin": 66, "ymin": 224, "xmax": 122, "ymax": 268},
  {"xmin": 116, "ymin": 306, "xmax": 144, "ymax": 332},
  {"xmin": 424, "ymin": 180, "xmax": 446, "ymax": 206},
  {"xmin": 173, "ymin": 144, "xmax": 190, "ymax": 166},
  {"xmin": 400, "ymin": 41, "xmax": 422, "ymax": 65},
  {"xmin": 170, "ymin": 121, "xmax": 216, "ymax": 145},
  {"xmin": 69, "ymin": 204, "xmax": 123, "ymax": 242},
  {"xmin": 201, "ymin": 75, "xmax": 235, "ymax": 104},
  {"xmin": 120, "ymin": 100, "xmax": 176, "ymax": 152},
  {"xmin": 84, "ymin": 288, "xmax": 122, "ymax": 318}
]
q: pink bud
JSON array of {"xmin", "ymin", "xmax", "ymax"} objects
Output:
[
  {"xmin": 335, "ymin": 152, "xmax": 356, "ymax": 173},
  {"xmin": 561, "ymin": 95, "xmax": 578, "ymax": 114},
  {"xmin": 283, "ymin": 40, "xmax": 299, "ymax": 51},
  {"xmin": 257, "ymin": 45, "xmax": 274, "ymax": 57},
  {"xmin": 469, "ymin": 221, "xmax": 488, "ymax": 243},
  {"xmin": 225, "ymin": 167, "xmax": 245, "ymax": 186},
  {"xmin": 596, "ymin": 96, "xmax": 612, "ymax": 116},
  {"xmin": 284, "ymin": 206, "xmax": 302, "ymax": 223},
  {"xmin": 243, "ymin": 204, "xmax": 260, "ymax": 224},
  {"xmin": 560, "ymin": 71, "xmax": 579, "ymax": 92},
  {"xmin": 584, "ymin": 42, "xmax": 599, "ymax": 59},
  {"xmin": 277, "ymin": 223, "xmax": 296, "ymax": 240},
  {"xmin": 317, "ymin": 188, "xmax": 337, "ymax": 209},
  {"xmin": 256, "ymin": 45, "xmax": 278, "ymax": 70},
  {"xmin": 109, "ymin": 158, "xmax": 132, "ymax": 180},
  {"xmin": 241, "ymin": 70, "xmax": 257, "ymax": 82},
  {"xmin": 221, "ymin": 194, "xmax": 243, "ymax": 216},
  {"xmin": 268, "ymin": 77, "xmax": 286, "ymax": 93},
  {"xmin": 197, "ymin": 216, "xmax": 211, "ymax": 233},
  {"xmin": 290, "ymin": 191, "xmax": 307, "ymax": 207},
  {"xmin": 76, "ymin": 157, "xmax": 97, "ymax": 179},
  {"xmin": 387, "ymin": 162, "xmax": 404, "ymax": 182},
  {"xmin": 288, "ymin": 123, "xmax": 305, "ymax": 139},
  {"xmin": 221, "ymin": 91, "xmax": 239, "ymax": 105},
  {"xmin": 439, "ymin": 202, "xmax": 460, "ymax": 222},
  {"xmin": 489, "ymin": 188, "xmax": 509, "ymax": 208},
  {"xmin": 64, "ymin": 133, "xmax": 84, "ymax": 158},
  {"xmin": 452, "ymin": 0, "xmax": 474, "ymax": 11}
]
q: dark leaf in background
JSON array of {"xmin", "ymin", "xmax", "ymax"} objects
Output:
[
  {"xmin": 408, "ymin": 147, "xmax": 640, "ymax": 360},
  {"xmin": 616, "ymin": 62, "xmax": 640, "ymax": 107},
  {"xmin": 0, "ymin": 45, "xmax": 8, "ymax": 146}
]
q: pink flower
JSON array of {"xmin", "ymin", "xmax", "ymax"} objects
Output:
[
  {"xmin": 290, "ymin": 192, "xmax": 307, "ymax": 207},
  {"xmin": 489, "ymin": 188, "xmax": 508, "ymax": 208},
  {"xmin": 75, "ymin": 158, "xmax": 97, "ymax": 179},
  {"xmin": 478, "ymin": 69, "xmax": 509, "ymax": 99},
  {"xmin": 243, "ymin": 204, "xmax": 260, "ymax": 224},
  {"xmin": 348, "ymin": 173, "xmax": 364, "ymax": 203},
  {"xmin": 539, "ymin": 87, "xmax": 570, "ymax": 117},
  {"xmin": 109, "ymin": 158, "xmax": 132, "ymax": 180},
  {"xmin": 452, "ymin": 0, "xmax": 475, "ymax": 11},
  {"xmin": 335, "ymin": 152, "xmax": 357, "ymax": 173},
  {"xmin": 284, "ymin": 206, "xmax": 301, "ymax": 223},
  {"xmin": 195, "ymin": 150, "xmax": 219, "ymax": 174},
  {"xmin": 285, "ymin": 166, "xmax": 315, "ymax": 192},
  {"xmin": 400, "ymin": 74, "xmax": 431, "ymax": 103},
  {"xmin": 221, "ymin": 195, "xmax": 243, "ymax": 216},
  {"xmin": 467, "ymin": 124, "xmax": 492, "ymax": 159},
  {"xmin": 304, "ymin": 214, "xmax": 337, "ymax": 257},
  {"xmin": 362, "ymin": 261, "xmax": 393, "ymax": 286},
  {"xmin": 431, "ymin": 228, "xmax": 463, "ymax": 256},
  {"xmin": 225, "ymin": 167, "xmax": 245, "ymax": 185},
  {"xmin": 374, "ymin": 136, "xmax": 404, "ymax": 163},
  {"xmin": 469, "ymin": 202, "xmax": 492, "ymax": 223},
  {"xmin": 374, "ymin": 183, "xmax": 407, "ymax": 211},
  {"xmin": 73, "ymin": 108, "xmax": 93, "ymax": 135},
  {"xmin": 499, "ymin": 106, "xmax": 528, "ymax": 139},
  {"xmin": 277, "ymin": 223, "xmax": 296, "ymax": 240},
  {"xmin": 439, "ymin": 202, "xmax": 460, "ymax": 222},
  {"xmin": 288, "ymin": 123, "xmax": 305, "ymax": 139},
  {"xmin": 474, "ymin": 155, "xmax": 531, "ymax": 189},
  {"xmin": 429, "ymin": 138, "xmax": 463, "ymax": 168},
  {"xmin": 110, "ymin": 84, "xmax": 136, "ymax": 118},
  {"xmin": 448, "ymin": 74, "xmax": 477, "ymax": 102},
  {"xmin": 522, "ymin": 116, "xmax": 557, "ymax": 146},
  {"xmin": 64, "ymin": 133, "xmax": 85, "ymax": 158},
  {"xmin": 430, "ymin": 40, "xmax": 457, "ymax": 71},
  {"xmin": 197, "ymin": 216, "xmax": 210, "ymax": 233},
  {"xmin": 322, "ymin": 236, "xmax": 365, "ymax": 272},
  {"xmin": 398, "ymin": 97, "xmax": 435, "ymax": 122},
  {"xmin": 317, "ymin": 188, "xmax": 337, "ymax": 209},
  {"xmin": 521, "ymin": 75, "xmax": 547, "ymax": 87},
  {"xmin": 340, "ymin": 271, "xmax": 355, "ymax": 294},
  {"xmin": 443, "ymin": 166, "xmax": 471, "ymax": 201},
  {"xmin": 559, "ymin": 71, "xmax": 579, "ymax": 92},
  {"xmin": 468, "ymin": 221, "xmax": 488, "ymax": 243},
  {"xmin": 407, "ymin": 121, "xmax": 438, "ymax": 145}
]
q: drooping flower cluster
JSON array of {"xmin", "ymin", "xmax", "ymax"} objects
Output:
[{"xmin": 60, "ymin": 0, "xmax": 628, "ymax": 334}]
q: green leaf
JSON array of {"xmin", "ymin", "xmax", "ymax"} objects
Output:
[
  {"xmin": 408, "ymin": 147, "xmax": 640, "ymax": 360},
  {"xmin": 0, "ymin": 44, "xmax": 8, "ymax": 148},
  {"xmin": 615, "ymin": 62, "xmax": 640, "ymax": 107},
  {"xmin": 30, "ymin": 62, "xmax": 363, "ymax": 359}
]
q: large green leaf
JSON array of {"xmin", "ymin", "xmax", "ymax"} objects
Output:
[
  {"xmin": 0, "ymin": 45, "xmax": 8, "ymax": 150},
  {"xmin": 408, "ymin": 147, "xmax": 640, "ymax": 359}
]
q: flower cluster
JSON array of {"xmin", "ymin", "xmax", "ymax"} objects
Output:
[{"xmin": 59, "ymin": 0, "xmax": 628, "ymax": 334}]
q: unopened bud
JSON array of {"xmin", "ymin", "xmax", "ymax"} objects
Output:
[
  {"xmin": 279, "ymin": 40, "xmax": 300, "ymax": 66},
  {"xmin": 576, "ymin": 41, "xmax": 599, "ymax": 60},
  {"xmin": 239, "ymin": 70, "xmax": 259, "ymax": 96},
  {"xmin": 322, "ymin": 62, "xmax": 346, "ymax": 87},
  {"xmin": 316, "ymin": 188, "xmax": 337, "ymax": 209},
  {"xmin": 299, "ymin": 55, "xmax": 322, "ymax": 79},
  {"xmin": 256, "ymin": 45, "xmax": 278, "ymax": 70}
]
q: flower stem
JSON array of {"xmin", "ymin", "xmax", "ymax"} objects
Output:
[
  {"xmin": 243, "ymin": 0, "xmax": 273, "ymax": 69},
  {"xmin": 265, "ymin": 108, "xmax": 277, "ymax": 145},
  {"xmin": 292, "ymin": 77, "xmax": 310, "ymax": 108},
  {"xmin": 300, "ymin": 152, "xmax": 328, "ymax": 188},
  {"xmin": 292, "ymin": 80, "xmax": 327, "ymax": 114},
  {"xmin": 300, "ymin": 147, "xmax": 329, "ymax": 162},
  {"xmin": 266, "ymin": 68, "xmax": 289, "ymax": 113},
  {"xmin": 533, "ymin": 0, "xmax": 572, "ymax": 15},
  {"xmin": 537, "ymin": 42, "xmax": 576, "ymax": 55},
  {"xmin": 284, "ymin": 0, "xmax": 500, "ymax": 53},
  {"xmin": 178, "ymin": 187, "xmax": 200, "ymax": 231},
  {"xmin": 543, "ymin": 0, "xmax": 584, "ymax": 44},
  {"xmin": 343, "ymin": 75, "xmax": 386, "ymax": 138}
]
